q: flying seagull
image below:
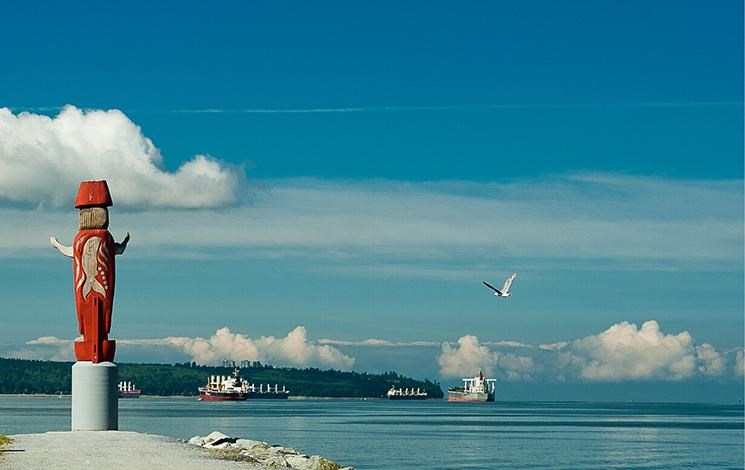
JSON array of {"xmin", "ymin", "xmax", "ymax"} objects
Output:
[{"xmin": 483, "ymin": 272, "xmax": 518, "ymax": 298}]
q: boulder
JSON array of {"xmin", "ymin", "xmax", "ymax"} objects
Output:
[
  {"xmin": 286, "ymin": 454, "xmax": 311, "ymax": 469},
  {"xmin": 261, "ymin": 454, "xmax": 289, "ymax": 467},
  {"xmin": 187, "ymin": 436, "xmax": 205, "ymax": 446},
  {"xmin": 247, "ymin": 447, "xmax": 274, "ymax": 460},
  {"xmin": 235, "ymin": 438, "xmax": 269, "ymax": 452},
  {"xmin": 203, "ymin": 431, "xmax": 238, "ymax": 448},
  {"xmin": 188, "ymin": 431, "xmax": 352, "ymax": 469},
  {"xmin": 287, "ymin": 454, "xmax": 344, "ymax": 470},
  {"xmin": 269, "ymin": 445, "xmax": 300, "ymax": 456},
  {"xmin": 209, "ymin": 441, "xmax": 234, "ymax": 450},
  {"xmin": 203, "ymin": 431, "xmax": 231, "ymax": 445}
]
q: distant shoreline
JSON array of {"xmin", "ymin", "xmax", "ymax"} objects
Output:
[{"xmin": 0, "ymin": 393, "xmax": 389, "ymax": 400}]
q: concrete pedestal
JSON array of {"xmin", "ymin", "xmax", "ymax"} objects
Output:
[{"xmin": 71, "ymin": 361, "xmax": 118, "ymax": 431}]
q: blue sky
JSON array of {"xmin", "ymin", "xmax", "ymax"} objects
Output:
[{"xmin": 0, "ymin": 1, "xmax": 742, "ymax": 400}]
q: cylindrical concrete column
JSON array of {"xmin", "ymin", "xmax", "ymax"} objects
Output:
[{"xmin": 71, "ymin": 361, "xmax": 118, "ymax": 431}]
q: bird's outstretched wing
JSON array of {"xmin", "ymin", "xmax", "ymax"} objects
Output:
[
  {"xmin": 483, "ymin": 281, "xmax": 502, "ymax": 296},
  {"xmin": 502, "ymin": 272, "xmax": 517, "ymax": 293}
]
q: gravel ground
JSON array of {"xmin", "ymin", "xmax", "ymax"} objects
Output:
[{"xmin": 1, "ymin": 431, "xmax": 269, "ymax": 469}]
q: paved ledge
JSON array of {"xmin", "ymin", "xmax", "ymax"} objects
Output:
[{"xmin": 1, "ymin": 431, "xmax": 270, "ymax": 469}]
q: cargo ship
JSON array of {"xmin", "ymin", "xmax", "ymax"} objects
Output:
[
  {"xmin": 198, "ymin": 369, "xmax": 248, "ymax": 401},
  {"xmin": 246, "ymin": 383, "xmax": 290, "ymax": 399},
  {"xmin": 447, "ymin": 371, "xmax": 496, "ymax": 402},
  {"xmin": 386, "ymin": 386, "xmax": 428, "ymax": 400},
  {"xmin": 118, "ymin": 381, "xmax": 141, "ymax": 398}
]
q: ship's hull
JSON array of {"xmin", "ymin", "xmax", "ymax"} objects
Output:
[
  {"xmin": 199, "ymin": 391, "xmax": 248, "ymax": 401},
  {"xmin": 388, "ymin": 395, "xmax": 427, "ymax": 400},
  {"xmin": 447, "ymin": 390, "xmax": 494, "ymax": 402},
  {"xmin": 118, "ymin": 390, "xmax": 141, "ymax": 399},
  {"xmin": 246, "ymin": 392, "xmax": 290, "ymax": 399}
]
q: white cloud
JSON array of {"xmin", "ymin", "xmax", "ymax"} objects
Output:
[
  {"xmin": 155, "ymin": 326, "xmax": 355, "ymax": 370},
  {"xmin": 8, "ymin": 322, "xmax": 743, "ymax": 382},
  {"xmin": 735, "ymin": 348, "xmax": 745, "ymax": 377},
  {"xmin": 26, "ymin": 336, "xmax": 75, "ymax": 346},
  {"xmin": 538, "ymin": 341, "xmax": 569, "ymax": 351},
  {"xmin": 0, "ymin": 106, "xmax": 241, "ymax": 209},
  {"xmin": 434, "ymin": 321, "xmax": 738, "ymax": 383},
  {"xmin": 484, "ymin": 340, "xmax": 533, "ymax": 348},
  {"xmin": 497, "ymin": 353, "xmax": 536, "ymax": 381},
  {"xmin": 0, "ymin": 106, "xmax": 740, "ymax": 274},
  {"xmin": 437, "ymin": 335, "xmax": 500, "ymax": 378},
  {"xmin": 0, "ymin": 174, "xmax": 740, "ymax": 273},
  {"xmin": 436, "ymin": 335, "xmax": 537, "ymax": 380},
  {"xmin": 318, "ymin": 338, "xmax": 439, "ymax": 347},
  {"xmin": 695, "ymin": 343, "xmax": 725, "ymax": 377},
  {"xmin": 15, "ymin": 326, "xmax": 355, "ymax": 370},
  {"xmin": 563, "ymin": 321, "xmax": 698, "ymax": 381},
  {"xmin": 6, "ymin": 336, "xmax": 76, "ymax": 361}
]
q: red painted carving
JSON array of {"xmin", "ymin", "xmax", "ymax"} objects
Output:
[
  {"xmin": 72, "ymin": 229, "xmax": 117, "ymax": 363},
  {"xmin": 51, "ymin": 180, "xmax": 129, "ymax": 363},
  {"xmin": 74, "ymin": 180, "xmax": 113, "ymax": 209}
]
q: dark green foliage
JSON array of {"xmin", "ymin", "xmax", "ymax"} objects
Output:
[{"xmin": 0, "ymin": 357, "xmax": 443, "ymax": 398}]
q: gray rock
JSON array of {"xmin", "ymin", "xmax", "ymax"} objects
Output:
[
  {"xmin": 247, "ymin": 446, "xmax": 274, "ymax": 460},
  {"xmin": 287, "ymin": 454, "xmax": 344, "ymax": 470},
  {"xmin": 269, "ymin": 446, "xmax": 300, "ymax": 456},
  {"xmin": 187, "ymin": 436, "xmax": 205, "ymax": 446},
  {"xmin": 235, "ymin": 438, "xmax": 269, "ymax": 451},
  {"xmin": 209, "ymin": 441, "xmax": 233, "ymax": 450},
  {"xmin": 286, "ymin": 454, "xmax": 311, "ymax": 469},
  {"xmin": 261, "ymin": 454, "xmax": 289, "ymax": 467},
  {"xmin": 203, "ymin": 431, "xmax": 231, "ymax": 445}
]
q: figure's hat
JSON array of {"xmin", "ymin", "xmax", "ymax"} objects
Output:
[{"xmin": 74, "ymin": 180, "xmax": 113, "ymax": 208}]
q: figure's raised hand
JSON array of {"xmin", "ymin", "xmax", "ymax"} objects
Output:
[
  {"xmin": 115, "ymin": 231, "xmax": 130, "ymax": 255},
  {"xmin": 50, "ymin": 236, "xmax": 73, "ymax": 258}
]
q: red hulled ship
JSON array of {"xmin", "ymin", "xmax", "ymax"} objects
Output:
[
  {"xmin": 118, "ymin": 381, "xmax": 141, "ymax": 398},
  {"xmin": 198, "ymin": 369, "xmax": 248, "ymax": 401}
]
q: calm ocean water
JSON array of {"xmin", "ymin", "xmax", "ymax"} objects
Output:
[{"xmin": 1, "ymin": 397, "xmax": 742, "ymax": 469}]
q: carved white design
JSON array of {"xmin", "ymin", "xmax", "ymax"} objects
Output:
[{"xmin": 80, "ymin": 236, "xmax": 107, "ymax": 299}]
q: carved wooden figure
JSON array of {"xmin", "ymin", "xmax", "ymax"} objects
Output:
[{"xmin": 51, "ymin": 180, "xmax": 130, "ymax": 363}]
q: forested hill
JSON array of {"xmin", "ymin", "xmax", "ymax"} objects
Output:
[{"xmin": 0, "ymin": 357, "xmax": 443, "ymax": 398}]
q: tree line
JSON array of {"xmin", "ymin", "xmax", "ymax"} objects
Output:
[{"xmin": 0, "ymin": 357, "xmax": 443, "ymax": 398}]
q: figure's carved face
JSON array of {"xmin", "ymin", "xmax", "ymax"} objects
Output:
[{"xmin": 79, "ymin": 207, "xmax": 109, "ymax": 230}]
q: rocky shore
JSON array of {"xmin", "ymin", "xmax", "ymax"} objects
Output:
[
  {"xmin": 188, "ymin": 431, "xmax": 353, "ymax": 470},
  {"xmin": 0, "ymin": 431, "xmax": 352, "ymax": 470}
]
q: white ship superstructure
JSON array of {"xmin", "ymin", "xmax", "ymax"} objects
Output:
[
  {"xmin": 387, "ymin": 386, "xmax": 428, "ymax": 400},
  {"xmin": 447, "ymin": 371, "xmax": 496, "ymax": 402}
]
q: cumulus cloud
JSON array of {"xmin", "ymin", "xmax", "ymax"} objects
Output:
[
  {"xmin": 318, "ymin": 338, "xmax": 439, "ymax": 347},
  {"xmin": 14, "ymin": 326, "xmax": 355, "ymax": 370},
  {"xmin": 433, "ymin": 321, "xmax": 739, "ymax": 383},
  {"xmin": 146, "ymin": 326, "xmax": 355, "ymax": 370},
  {"xmin": 437, "ymin": 335, "xmax": 536, "ymax": 380},
  {"xmin": 0, "ymin": 106, "xmax": 241, "ymax": 209},
  {"xmin": 735, "ymin": 348, "xmax": 745, "ymax": 377},
  {"xmin": 565, "ymin": 321, "xmax": 696, "ymax": 381},
  {"xmin": 497, "ymin": 353, "xmax": 536, "ymax": 381},
  {"xmin": 695, "ymin": 343, "xmax": 725, "ymax": 377},
  {"xmin": 437, "ymin": 335, "xmax": 500, "ymax": 378}
]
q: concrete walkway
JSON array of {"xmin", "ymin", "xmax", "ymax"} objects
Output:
[{"xmin": 2, "ymin": 431, "xmax": 268, "ymax": 469}]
